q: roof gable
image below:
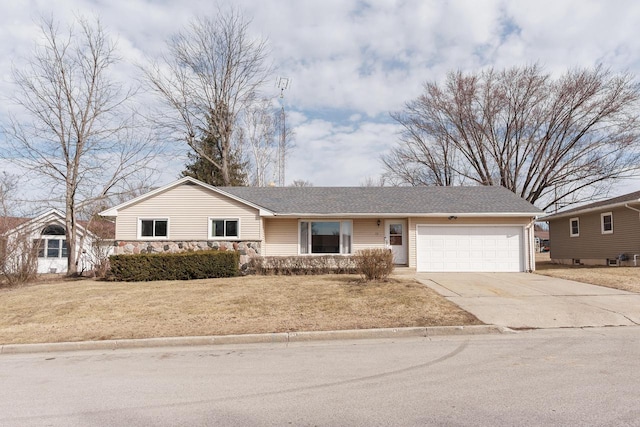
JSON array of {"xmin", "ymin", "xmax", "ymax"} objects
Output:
[
  {"xmin": 4, "ymin": 209, "xmax": 67, "ymax": 235},
  {"xmin": 98, "ymin": 177, "xmax": 274, "ymax": 217},
  {"xmin": 0, "ymin": 209, "xmax": 113, "ymax": 239},
  {"xmin": 0, "ymin": 217, "xmax": 30, "ymax": 234}
]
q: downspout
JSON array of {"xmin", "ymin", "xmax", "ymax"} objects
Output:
[
  {"xmin": 525, "ymin": 218, "xmax": 537, "ymax": 272},
  {"xmin": 624, "ymin": 204, "xmax": 640, "ymax": 266}
]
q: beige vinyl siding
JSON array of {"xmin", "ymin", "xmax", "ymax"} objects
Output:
[
  {"xmin": 263, "ymin": 216, "xmax": 534, "ymax": 265},
  {"xmin": 407, "ymin": 216, "xmax": 533, "ymax": 268},
  {"xmin": 263, "ymin": 218, "xmax": 299, "ymax": 256},
  {"xmin": 352, "ymin": 218, "xmax": 387, "ymax": 251},
  {"xmin": 115, "ymin": 183, "xmax": 261, "ymax": 240},
  {"xmin": 549, "ymin": 207, "xmax": 640, "ymax": 260},
  {"xmin": 264, "ymin": 218, "xmax": 387, "ymax": 256}
]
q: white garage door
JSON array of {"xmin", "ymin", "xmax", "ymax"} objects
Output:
[{"xmin": 416, "ymin": 225, "xmax": 524, "ymax": 272}]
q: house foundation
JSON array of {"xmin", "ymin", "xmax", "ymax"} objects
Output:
[{"xmin": 113, "ymin": 240, "xmax": 261, "ymax": 269}]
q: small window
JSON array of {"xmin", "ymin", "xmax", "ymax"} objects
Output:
[
  {"xmin": 140, "ymin": 219, "xmax": 168, "ymax": 238},
  {"xmin": 601, "ymin": 212, "xmax": 613, "ymax": 234},
  {"xmin": 209, "ymin": 219, "xmax": 239, "ymax": 239},
  {"xmin": 570, "ymin": 217, "xmax": 579, "ymax": 237}
]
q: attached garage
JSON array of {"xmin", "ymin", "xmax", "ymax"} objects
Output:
[{"xmin": 416, "ymin": 225, "xmax": 524, "ymax": 272}]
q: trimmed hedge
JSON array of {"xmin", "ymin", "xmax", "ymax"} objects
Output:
[
  {"xmin": 248, "ymin": 255, "xmax": 357, "ymax": 275},
  {"xmin": 109, "ymin": 250, "xmax": 239, "ymax": 281}
]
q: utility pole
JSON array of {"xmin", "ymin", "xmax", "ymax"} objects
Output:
[{"xmin": 276, "ymin": 77, "xmax": 290, "ymax": 187}]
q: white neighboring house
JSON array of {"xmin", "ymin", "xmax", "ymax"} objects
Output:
[{"xmin": 0, "ymin": 209, "xmax": 114, "ymax": 274}]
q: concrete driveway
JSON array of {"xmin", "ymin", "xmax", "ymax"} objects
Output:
[{"xmin": 417, "ymin": 272, "xmax": 640, "ymax": 329}]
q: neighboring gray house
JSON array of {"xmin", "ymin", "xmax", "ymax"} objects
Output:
[
  {"xmin": 99, "ymin": 177, "xmax": 542, "ymax": 272},
  {"xmin": 544, "ymin": 190, "xmax": 640, "ymax": 266}
]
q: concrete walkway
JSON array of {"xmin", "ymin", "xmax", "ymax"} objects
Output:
[{"xmin": 417, "ymin": 272, "xmax": 640, "ymax": 329}]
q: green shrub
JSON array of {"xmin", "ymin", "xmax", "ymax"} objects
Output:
[
  {"xmin": 353, "ymin": 248, "xmax": 394, "ymax": 281},
  {"xmin": 109, "ymin": 250, "xmax": 239, "ymax": 281}
]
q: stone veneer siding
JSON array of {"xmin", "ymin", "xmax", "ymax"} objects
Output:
[{"xmin": 114, "ymin": 240, "xmax": 261, "ymax": 269}]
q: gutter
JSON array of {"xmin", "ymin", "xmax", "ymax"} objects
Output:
[
  {"xmin": 544, "ymin": 199, "xmax": 640, "ymax": 220},
  {"xmin": 624, "ymin": 203, "xmax": 640, "ymax": 218},
  {"xmin": 271, "ymin": 212, "xmax": 542, "ymax": 218}
]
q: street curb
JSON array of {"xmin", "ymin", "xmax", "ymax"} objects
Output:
[{"xmin": 0, "ymin": 325, "xmax": 509, "ymax": 355}]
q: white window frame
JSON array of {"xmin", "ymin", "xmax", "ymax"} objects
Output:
[
  {"xmin": 208, "ymin": 218, "xmax": 240, "ymax": 240},
  {"xmin": 601, "ymin": 212, "xmax": 613, "ymax": 234},
  {"xmin": 138, "ymin": 218, "xmax": 169, "ymax": 239},
  {"xmin": 36, "ymin": 237, "xmax": 68, "ymax": 259},
  {"xmin": 298, "ymin": 220, "xmax": 353, "ymax": 255},
  {"xmin": 569, "ymin": 217, "xmax": 579, "ymax": 237}
]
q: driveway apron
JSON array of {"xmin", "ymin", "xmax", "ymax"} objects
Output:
[{"xmin": 416, "ymin": 272, "xmax": 640, "ymax": 329}]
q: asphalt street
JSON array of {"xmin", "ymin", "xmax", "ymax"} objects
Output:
[{"xmin": 1, "ymin": 326, "xmax": 639, "ymax": 426}]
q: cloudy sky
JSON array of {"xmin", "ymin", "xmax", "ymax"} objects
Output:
[{"xmin": 2, "ymin": 0, "xmax": 640, "ymax": 194}]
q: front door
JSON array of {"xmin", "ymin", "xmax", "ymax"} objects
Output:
[{"xmin": 386, "ymin": 220, "xmax": 407, "ymax": 265}]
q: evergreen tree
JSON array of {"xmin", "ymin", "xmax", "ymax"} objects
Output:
[{"xmin": 182, "ymin": 133, "xmax": 247, "ymax": 186}]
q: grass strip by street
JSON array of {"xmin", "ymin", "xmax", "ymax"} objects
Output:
[{"xmin": 0, "ymin": 275, "xmax": 482, "ymax": 345}]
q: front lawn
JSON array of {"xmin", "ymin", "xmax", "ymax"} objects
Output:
[
  {"xmin": 0, "ymin": 275, "xmax": 482, "ymax": 345},
  {"xmin": 536, "ymin": 262, "xmax": 640, "ymax": 293}
]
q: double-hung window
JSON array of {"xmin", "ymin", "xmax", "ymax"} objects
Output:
[
  {"xmin": 601, "ymin": 212, "xmax": 613, "ymax": 234},
  {"xmin": 569, "ymin": 217, "xmax": 579, "ymax": 237},
  {"xmin": 35, "ymin": 224, "xmax": 68, "ymax": 258},
  {"xmin": 209, "ymin": 218, "xmax": 239, "ymax": 239},
  {"xmin": 34, "ymin": 238, "xmax": 68, "ymax": 258},
  {"xmin": 299, "ymin": 220, "xmax": 352, "ymax": 254},
  {"xmin": 48, "ymin": 239, "xmax": 68, "ymax": 258},
  {"xmin": 139, "ymin": 219, "xmax": 168, "ymax": 238}
]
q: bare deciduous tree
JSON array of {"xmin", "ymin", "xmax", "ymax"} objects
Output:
[
  {"xmin": 144, "ymin": 7, "xmax": 270, "ymax": 186},
  {"xmin": 360, "ymin": 176, "xmax": 387, "ymax": 187},
  {"xmin": 0, "ymin": 173, "xmax": 38, "ymax": 286},
  {"xmin": 290, "ymin": 180, "xmax": 313, "ymax": 187},
  {"xmin": 384, "ymin": 64, "xmax": 640, "ymax": 210},
  {"xmin": 242, "ymin": 98, "xmax": 277, "ymax": 186},
  {"xmin": 1, "ymin": 16, "xmax": 157, "ymax": 275},
  {"xmin": 0, "ymin": 173, "xmax": 17, "ymax": 218}
]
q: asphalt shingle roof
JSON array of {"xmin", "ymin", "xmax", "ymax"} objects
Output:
[
  {"xmin": 220, "ymin": 185, "xmax": 542, "ymax": 215},
  {"xmin": 544, "ymin": 190, "xmax": 640, "ymax": 220}
]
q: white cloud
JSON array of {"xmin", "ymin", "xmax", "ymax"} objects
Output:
[
  {"xmin": 286, "ymin": 117, "xmax": 399, "ymax": 186},
  {"xmin": 2, "ymin": 0, "xmax": 640, "ymax": 196}
]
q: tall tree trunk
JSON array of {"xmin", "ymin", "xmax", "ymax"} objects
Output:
[{"xmin": 65, "ymin": 189, "xmax": 78, "ymax": 275}]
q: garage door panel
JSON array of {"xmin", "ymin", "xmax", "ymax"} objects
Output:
[{"xmin": 417, "ymin": 225, "xmax": 523, "ymax": 272}]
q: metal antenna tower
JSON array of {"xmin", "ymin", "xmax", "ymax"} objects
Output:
[{"xmin": 276, "ymin": 77, "xmax": 290, "ymax": 187}]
